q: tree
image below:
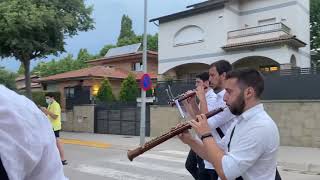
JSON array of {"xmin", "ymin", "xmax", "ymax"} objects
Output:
[
  {"xmin": 117, "ymin": 34, "xmax": 158, "ymax": 51},
  {"xmin": 32, "ymin": 55, "xmax": 75, "ymax": 77},
  {"xmin": 32, "ymin": 49, "xmax": 93, "ymax": 77},
  {"xmin": 0, "ymin": 0, "xmax": 94, "ymax": 98},
  {"xmin": 119, "ymin": 73, "xmax": 139, "ymax": 102},
  {"xmin": 99, "ymin": 44, "xmax": 117, "ymax": 57},
  {"xmin": 109, "ymin": 15, "xmax": 158, "ymax": 51},
  {"xmin": 117, "ymin": 15, "xmax": 136, "ymax": 45},
  {"xmin": 0, "ymin": 67, "xmax": 17, "ymax": 90},
  {"xmin": 74, "ymin": 48, "xmax": 90, "ymax": 69},
  {"xmin": 311, "ymin": 0, "xmax": 320, "ymax": 67},
  {"xmin": 147, "ymin": 33, "xmax": 158, "ymax": 51},
  {"xmin": 17, "ymin": 64, "xmax": 25, "ymax": 75},
  {"xmin": 117, "ymin": 35, "xmax": 141, "ymax": 47},
  {"xmin": 96, "ymin": 79, "xmax": 115, "ymax": 102},
  {"xmin": 311, "ymin": 0, "xmax": 320, "ymax": 52}
]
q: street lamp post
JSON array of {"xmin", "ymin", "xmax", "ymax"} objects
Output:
[{"xmin": 140, "ymin": 0, "xmax": 148, "ymax": 145}]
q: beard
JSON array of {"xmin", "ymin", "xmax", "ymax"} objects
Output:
[{"xmin": 228, "ymin": 92, "xmax": 246, "ymax": 116}]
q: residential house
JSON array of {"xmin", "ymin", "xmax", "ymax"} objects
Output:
[
  {"xmin": 150, "ymin": 0, "xmax": 310, "ymax": 80},
  {"xmin": 39, "ymin": 44, "xmax": 158, "ymax": 110},
  {"xmin": 15, "ymin": 75, "xmax": 42, "ymax": 92}
]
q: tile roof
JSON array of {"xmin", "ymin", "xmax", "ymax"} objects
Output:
[
  {"xmin": 39, "ymin": 66, "xmax": 157, "ymax": 82},
  {"xmin": 17, "ymin": 83, "xmax": 42, "ymax": 90},
  {"xmin": 16, "ymin": 75, "xmax": 39, "ymax": 81}
]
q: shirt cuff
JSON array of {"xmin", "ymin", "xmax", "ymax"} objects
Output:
[{"xmin": 222, "ymin": 154, "xmax": 242, "ymax": 179}]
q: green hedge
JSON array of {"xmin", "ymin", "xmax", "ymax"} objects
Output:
[{"xmin": 19, "ymin": 91, "xmax": 61, "ymax": 107}]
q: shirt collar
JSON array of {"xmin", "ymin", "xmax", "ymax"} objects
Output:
[
  {"xmin": 217, "ymin": 89, "xmax": 226, "ymax": 98},
  {"xmin": 205, "ymin": 88, "xmax": 216, "ymax": 98},
  {"xmin": 239, "ymin": 103, "xmax": 264, "ymax": 121}
]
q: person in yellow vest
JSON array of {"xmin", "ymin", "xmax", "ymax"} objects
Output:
[{"xmin": 41, "ymin": 92, "xmax": 68, "ymax": 165}]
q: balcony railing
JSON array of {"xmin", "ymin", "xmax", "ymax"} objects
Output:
[{"xmin": 228, "ymin": 22, "xmax": 291, "ymax": 39}]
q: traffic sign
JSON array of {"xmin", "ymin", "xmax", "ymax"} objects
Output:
[{"xmin": 140, "ymin": 74, "xmax": 152, "ymax": 91}]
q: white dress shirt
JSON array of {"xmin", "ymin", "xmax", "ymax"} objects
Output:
[
  {"xmin": 194, "ymin": 88, "xmax": 217, "ymax": 140},
  {"xmin": 204, "ymin": 89, "xmax": 236, "ymax": 169},
  {"xmin": 204, "ymin": 88, "xmax": 218, "ymax": 112},
  {"xmin": 0, "ymin": 85, "xmax": 68, "ymax": 180},
  {"xmin": 220, "ymin": 104, "xmax": 280, "ymax": 180}
]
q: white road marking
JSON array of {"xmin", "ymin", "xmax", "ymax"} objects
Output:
[
  {"xmin": 75, "ymin": 164, "xmax": 165, "ymax": 180},
  {"xmin": 112, "ymin": 160, "xmax": 188, "ymax": 175}
]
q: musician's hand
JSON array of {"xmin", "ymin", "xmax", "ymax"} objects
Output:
[
  {"xmin": 188, "ymin": 114, "xmax": 211, "ymax": 137},
  {"xmin": 185, "ymin": 90, "xmax": 194, "ymax": 96},
  {"xmin": 176, "ymin": 123, "xmax": 193, "ymax": 144},
  {"xmin": 196, "ymin": 86, "xmax": 206, "ymax": 102}
]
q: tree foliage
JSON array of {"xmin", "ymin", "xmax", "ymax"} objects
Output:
[
  {"xmin": 96, "ymin": 78, "xmax": 115, "ymax": 102},
  {"xmin": 311, "ymin": 0, "xmax": 320, "ymax": 67},
  {"xmin": 311, "ymin": 0, "xmax": 320, "ymax": 52},
  {"xmin": 116, "ymin": 15, "xmax": 158, "ymax": 51},
  {"xmin": 117, "ymin": 15, "xmax": 136, "ymax": 45},
  {"xmin": 32, "ymin": 48, "xmax": 93, "ymax": 77},
  {"xmin": 119, "ymin": 73, "xmax": 139, "ymax": 102},
  {"xmin": 0, "ymin": 67, "xmax": 17, "ymax": 90},
  {"xmin": 17, "ymin": 64, "xmax": 25, "ymax": 75},
  {"xmin": 0, "ymin": 0, "xmax": 94, "ymax": 98},
  {"xmin": 31, "ymin": 14, "xmax": 158, "ymax": 78}
]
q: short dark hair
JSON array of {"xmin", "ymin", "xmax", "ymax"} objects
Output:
[
  {"xmin": 226, "ymin": 68, "xmax": 264, "ymax": 98},
  {"xmin": 45, "ymin": 92, "xmax": 55, "ymax": 98},
  {"xmin": 196, "ymin": 72, "xmax": 209, "ymax": 82},
  {"xmin": 210, "ymin": 60, "xmax": 232, "ymax": 75}
]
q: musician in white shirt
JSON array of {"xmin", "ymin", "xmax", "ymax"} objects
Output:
[
  {"xmin": 196, "ymin": 60, "xmax": 236, "ymax": 179},
  {"xmin": 179, "ymin": 68, "xmax": 280, "ymax": 180},
  {"xmin": 185, "ymin": 72, "xmax": 218, "ymax": 180},
  {"xmin": 0, "ymin": 85, "xmax": 68, "ymax": 180}
]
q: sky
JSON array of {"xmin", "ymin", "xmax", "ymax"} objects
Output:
[{"xmin": 0, "ymin": 0, "xmax": 204, "ymax": 72}]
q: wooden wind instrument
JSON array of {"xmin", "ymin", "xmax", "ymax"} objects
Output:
[
  {"xmin": 167, "ymin": 87, "xmax": 209, "ymax": 106},
  {"xmin": 127, "ymin": 107, "xmax": 225, "ymax": 161}
]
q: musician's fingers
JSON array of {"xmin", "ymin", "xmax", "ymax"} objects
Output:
[
  {"xmin": 196, "ymin": 114, "xmax": 202, "ymax": 121},
  {"xmin": 188, "ymin": 120, "xmax": 199, "ymax": 129},
  {"xmin": 196, "ymin": 114, "xmax": 204, "ymax": 123},
  {"xmin": 199, "ymin": 114, "xmax": 207, "ymax": 122},
  {"xmin": 175, "ymin": 122, "xmax": 183, "ymax": 128}
]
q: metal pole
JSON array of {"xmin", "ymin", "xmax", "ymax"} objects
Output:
[{"xmin": 140, "ymin": 0, "xmax": 148, "ymax": 145}]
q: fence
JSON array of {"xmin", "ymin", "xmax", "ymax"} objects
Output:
[
  {"xmin": 94, "ymin": 102, "xmax": 150, "ymax": 136},
  {"xmin": 154, "ymin": 68, "xmax": 320, "ymax": 105}
]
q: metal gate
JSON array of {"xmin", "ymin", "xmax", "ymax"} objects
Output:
[
  {"xmin": 94, "ymin": 102, "xmax": 150, "ymax": 136},
  {"xmin": 65, "ymin": 86, "xmax": 91, "ymax": 110}
]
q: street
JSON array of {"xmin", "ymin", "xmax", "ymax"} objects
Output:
[{"xmin": 62, "ymin": 135, "xmax": 320, "ymax": 180}]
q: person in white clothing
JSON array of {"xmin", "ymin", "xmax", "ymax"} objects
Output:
[
  {"xmin": 0, "ymin": 85, "xmax": 68, "ymax": 180},
  {"xmin": 196, "ymin": 60, "xmax": 236, "ymax": 180},
  {"xmin": 178, "ymin": 68, "xmax": 280, "ymax": 180},
  {"xmin": 185, "ymin": 72, "xmax": 218, "ymax": 180}
]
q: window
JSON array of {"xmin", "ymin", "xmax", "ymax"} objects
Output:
[
  {"xmin": 174, "ymin": 25, "xmax": 204, "ymax": 46},
  {"xmin": 132, "ymin": 62, "xmax": 143, "ymax": 71},
  {"xmin": 65, "ymin": 87, "xmax": 75, "ymax": 98},
  {"xmin": 260, "ymin": 66, "xmax": 279, "ymax": 72}
]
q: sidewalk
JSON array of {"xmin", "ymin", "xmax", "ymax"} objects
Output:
[{"xmin": 61, "ymin": 132, "xmax": 320, "ymax": 174}]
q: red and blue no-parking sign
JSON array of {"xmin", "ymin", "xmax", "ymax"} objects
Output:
[{"xmin": 140, "ymin": 74, "xmax": 152, "ymax": 91}]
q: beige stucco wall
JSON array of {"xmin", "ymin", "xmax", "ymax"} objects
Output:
[
  {"xmin": 150, "ymin": 101, "xmax": 320, "ymax": 148},
  {"xmin": 150, "ymin": 106, "xmax": 183, "ymax": 137},
  {"xmin": 61, "ymin": 105, "xmax": 95, "ymax": 133},
  {"xmin": 264, "ymin": 101, "xmax": 320, "ymax": 148}
]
